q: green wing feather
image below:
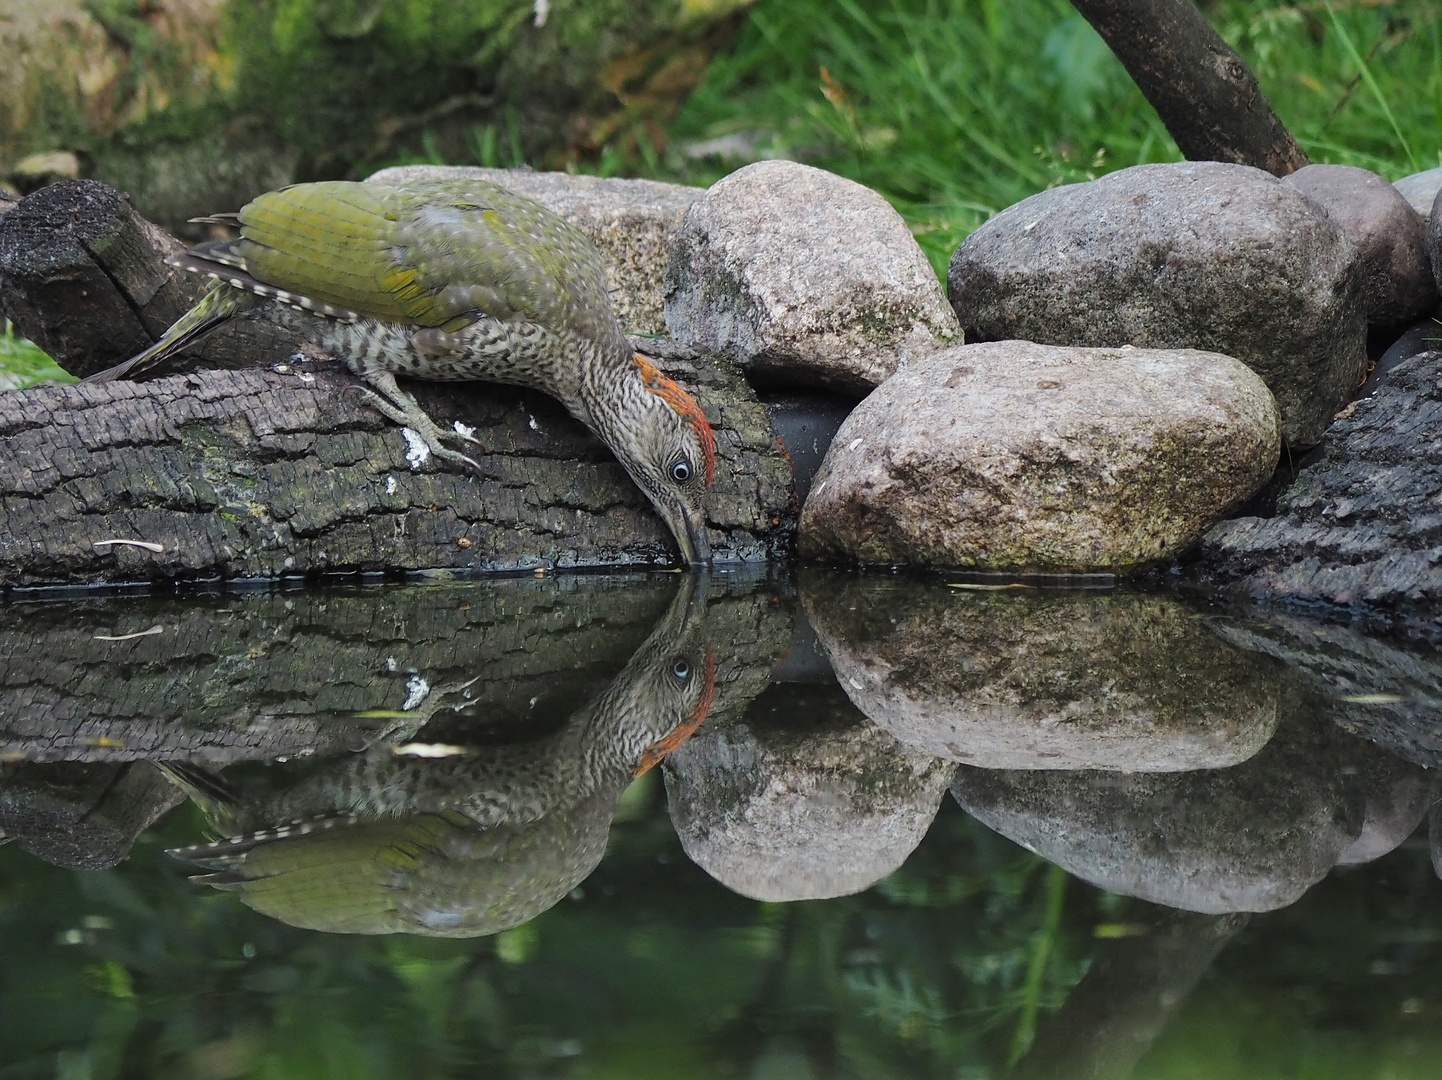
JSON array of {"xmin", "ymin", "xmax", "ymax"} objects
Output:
[{"xmin": 235, "ymin": 179, "xmax": 613, "ymax": 334}]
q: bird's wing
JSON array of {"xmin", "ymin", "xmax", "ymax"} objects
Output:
[{"xmin": 233, "ymin": 180, "xmax": 608, "ymax": 332}]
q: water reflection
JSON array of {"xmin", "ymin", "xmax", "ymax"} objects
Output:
[
  {"xmin": 802, "ymin": 573, "xmax": 1282, "ymax": 771},
  {"xmin": 949, "ymin": 708, "xmax": 1391, "ymax": 913},
  {"xmin": 1, "ymin": 571, "xmax": 1440, "ymax": 1078},
  {"xmin": 155, "ymin": 576, "xmax": 787, "ymax": 935},
  {"xmin": 664, "ymin": 681, "xmax": 955, "ymax": 901}
]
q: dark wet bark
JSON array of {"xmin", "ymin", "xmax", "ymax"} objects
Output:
[
  {"xmin": 0, "ymin": 760, "xmax": 184, "ymax": 869},
  {"xmin": 1200, "ymin": 347, "xmax": 1442, "ymax": 639},
  {"xmin": 0, "ymin": 180, "xmax": 202, "ymax": 377},
  {"xmin": 0, "ymin": 183, "xmax": 796, "ymax": 586},
  {"xmin": 1069, "ymin": 0, "xmax": 1309, "ymax": 176}
]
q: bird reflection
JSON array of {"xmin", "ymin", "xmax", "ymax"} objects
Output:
[{"xmin": 157, "ymin": 575, "xmax": 715, "ymax": 936}]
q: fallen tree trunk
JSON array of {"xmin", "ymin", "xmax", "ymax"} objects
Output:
[
  {"xmin": 0, "ymin": 357, "xmax": 795, "ymax": 586},
  {"xmin": 0, "ymin": 182, "xmax": 797, "ymax": 587}
]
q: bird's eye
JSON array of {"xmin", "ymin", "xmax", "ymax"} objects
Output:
[
  {"xmin": 670, "ymin": 658, "xmax": 692, "ymax": 682},
  {"xmin": 670, "ymin": 459, "xmax": 692, "ymax": 483}
]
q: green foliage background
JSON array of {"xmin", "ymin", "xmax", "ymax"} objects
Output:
[
  {"xmin": 3, "ymin": 782, "xmax": 1441, "ymax": 1080},
  {"xmin": 5, "ymin": 0, "xmax": 1442, "ymax": 384}
]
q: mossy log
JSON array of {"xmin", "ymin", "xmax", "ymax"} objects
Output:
[{"xmin": 0, "ymin": 183, "xmax": 796, "ymax": 588}]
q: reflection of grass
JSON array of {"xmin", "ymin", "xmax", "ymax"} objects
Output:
[
  {"xmin": 0, "ymin": 321, "xmax": 74, "ymax": 390},
  {"xmin": 1010, "ymin": 863, "xmax": 1068, "ymax": 1065}
]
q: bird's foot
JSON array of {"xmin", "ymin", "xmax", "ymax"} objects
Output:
[{"xmin": 358, "ymin": 373, "xmax": 482, "ymax": 474}]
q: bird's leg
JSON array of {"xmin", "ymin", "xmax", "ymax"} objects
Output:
[
  {"xmin": 358, "ymin": 370, "xmax": 482, "ymax": 473},
  {"xmin": 357, "ymin": 674, "xmax": 486, "ymax": 748}
]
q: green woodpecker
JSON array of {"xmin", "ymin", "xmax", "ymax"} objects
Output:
[
  {"xmin": 155, "ymin": 576, "xmax": 716, "ymax": 936},
  {"xmin": 83, "ymin": 179, "xmax": 715, "ymax": 565}
]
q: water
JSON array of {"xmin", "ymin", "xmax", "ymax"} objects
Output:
[{"xmin": 1, "ymin": 570, "xmax": 1439, "ymax": 1079}]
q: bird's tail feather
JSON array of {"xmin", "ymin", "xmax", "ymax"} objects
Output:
[
  {"xmin": 152, "ymin": 760, "xmax": 251, "ymax": 832},
  {"xmin": 80, "ymin": 279, "xmax": 253, "ymax": 384}
]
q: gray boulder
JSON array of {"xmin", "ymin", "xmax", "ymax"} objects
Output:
[
  {"xmin": 798, "ymin": 342, "xmax": 1280, "ymax": 571},
  {"xmin": 366, "ymin": 164, "xmax": 702, "ymax": 335},
  {"xmin": 1432, "ymin": 188, "xmax": 1442, "ymax": 296},
  {"xmin": 950, "ymin": 714, "xmax": 1365, "ymax": 914},
  {"xmin": 1283, "ymin": 163, "xmax": 1435, "ymax": 329},
  {"xmin": 1394, "ymin": 164, "xmax": 1442, "ymax": 218},
  {"xmin": 948, "ymin": 161, "xmax": 1367, "ymax": 446},
  {"xmin": 663, "ymin": 160, "xmax": 960, "ymax": 394},
  {"xmin": 801, "ymin": 574, "xmax": 1282, "ymax": 772},
  {"xmin": 663, "ymin": 688, "xmax": 955, "ymax": 901}
]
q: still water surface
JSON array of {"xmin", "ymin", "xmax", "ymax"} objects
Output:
[{"xmin": 1, "ymin": 570, "xmax": 1439, "ymax": 1079}]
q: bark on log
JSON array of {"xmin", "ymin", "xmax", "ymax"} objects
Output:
[
  {"xmin": 0, "ymin": 178, "xmax": 293, "ymax": 379},
  {"xmin": 0, "ymin": 357, "xmax": 794, "ymax": 586},
  {"xmin": 1070, "ymin": 0, "xmax": 1309, "ymax": 176}
]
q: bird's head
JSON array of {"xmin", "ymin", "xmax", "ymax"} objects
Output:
[{"xmin": 604, "ymin": 354, "xmax": 716, "ymax": 566}]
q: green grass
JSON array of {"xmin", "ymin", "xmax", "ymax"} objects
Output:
[
  {"xmin": 5, "ymin": 0, "xmax": 1441, "ymax": 382},
  {"xmin": 0, "ymin": 321, "xmax": 74, "ymax": 390},
  {"xmin": 655, "ymin": 0, "xmax": 1442, "ymax": 274}
]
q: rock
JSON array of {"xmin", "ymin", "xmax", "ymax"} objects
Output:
[
  {"xmin": 1199, "ymin": 345, "xmax": 1442, "ymax": 635},
  {"xmin": 663, "ymin": 160, "xmax": 959, "ymax": 394},
  {"xmin": 950, "ymin": 712, "xmax": 1365, "ymax": 914},
  {"xmin": 948, "ymin": 161, "xmax": 1367, "ymax": 446},
  {"xmin": 1283, "ymin": 164, "xmax": 1436, "ymax": 329},
  {"xmin": 802, "ymin": 574, "xmax": 1282, "ymax": 771},
  {"xmin": 366, "ymin": 164, "xmax": 704, "ymax": 336},
  {"xmin": 1393, "ymin": 164, "xmax": 1442, "ymax": 218},
  {"xmin": 799, "ymin": 342, "xmax": 1280, "ymax": 571},
  {"xmin": 1432, "ymin": 188, "xmax": 1442, "ymax": 297},
  {"xmin": 663, "ymin": 683, "xmax": 955, "ymax": 901}
]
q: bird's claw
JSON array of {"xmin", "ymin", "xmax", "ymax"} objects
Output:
[{"xmin": 357, "ymin": 384, "xmax": 483, "ymax": 476}]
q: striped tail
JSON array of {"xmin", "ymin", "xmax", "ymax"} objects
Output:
[{"xmin": 80, "ymin": 275, "xmax": 255, "ymax": 384}]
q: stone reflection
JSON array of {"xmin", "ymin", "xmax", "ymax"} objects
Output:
[
  {"xmin": 663, "ymin": 682, "xmax": 956, "ymax": 901},
  {"xmin": 156, "ymin": 574, "xmax": 788, "ymax": 936},
  {"xmin": 947, "ymin": 711, "xmax": 1430, "ymax": 914},
  {"xmin": 801, "ymin": 572, "xmax": 1283, "ymax": 771}
]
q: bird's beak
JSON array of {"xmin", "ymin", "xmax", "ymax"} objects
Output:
[{"xmin": 669, "ymin": 501, "xmax": 712, "ymax": 568}]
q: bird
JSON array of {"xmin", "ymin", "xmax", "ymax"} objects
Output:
[
  {"xmin": 81, "ymin": 178, "xmax": 716, "ymax": 565},
  {"xmin": 153, "ymin": 574, "xmax": 718, "ymax": 936}
]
